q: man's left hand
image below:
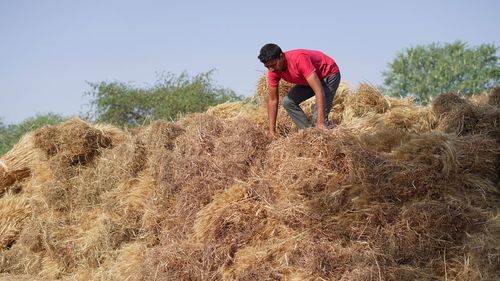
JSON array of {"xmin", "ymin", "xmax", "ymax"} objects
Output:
[{"xmin": 317, "ymin": 122, "xmax": 328, "ymax": 130}]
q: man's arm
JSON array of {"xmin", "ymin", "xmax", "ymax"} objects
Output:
[
  {"xmin": 305, "ymin": 72, "xmax": 327, "ymax": 129},
  {"xmin": 267, "ymin": 86, "xmax": 279, "ymax": 136}
]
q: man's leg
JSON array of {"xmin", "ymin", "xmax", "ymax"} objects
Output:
[{"xmin": 283, "ymin": 85, "xmax": 315, "ymax": 129}]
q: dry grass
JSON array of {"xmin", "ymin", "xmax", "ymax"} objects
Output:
[{"xmin": 0, "ymin": 83, "xmax": 499, "ymax": 280}]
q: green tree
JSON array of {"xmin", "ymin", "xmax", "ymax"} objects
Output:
[
  {"xmin": 382, "ymin": 41, "xmax": 500, "ymax": 103},
  {"xmin": 85, "ymin": 70, "xmax": 243, "ymax": 127},
  {"xmin": 0, "ymin": 113, "xmax": 65, "ymax": 156}
]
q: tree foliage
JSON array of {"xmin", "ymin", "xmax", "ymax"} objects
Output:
[
  {"xmin": 0, "ymin": 113, "xmax": 65, "ymax": 156},
  {"xmin": 383, "ymin": 41, "xmax": 500, "ymax": 103},
  {"xmin": 85, "ymin": 70, "xmax": 243, "ymax": 127}
]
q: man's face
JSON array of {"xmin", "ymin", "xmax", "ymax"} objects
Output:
[{"xmin": 265, "ymin": 54, "xmax": 286, "ymax": 73}]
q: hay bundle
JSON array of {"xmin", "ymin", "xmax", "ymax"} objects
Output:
[
  {"xmin": 140, "ymin": 241, "xmax": 219, "ymax": 280},
  {"xmin": 136, "ymin": 121, "xmax": 185, "ymax": 234},
  {"xmin": 264, "ymin": 128, "xmax": 379, "ymax": 233},
  {"xmin": 469, "ymin": 91, "xmax": 490, "ymax": 106},
  {"xmin": 174, "ymin": 113, "xmax": 226, "ymax": 155},
  {"xmin": 39, "ymin": 254, "xmax": 66, "ymax": 279},
  {"xmin": 5, "ymin": 131, "xmax": 156, "ymax": 279},
  {"xmin": 340, "ymin": 83, "xmax": 389, "ymax": 123},
  {"xmin": 210, "ymin": 118, "xmax": 270, "ymax": 174},
  {"xmin": 66, "ymin": 210, "xmax": 113, "ymax": 268},
  {"xmin": 191, "ymin": 183, "xmax": 271, "ymax": 274},
  {"xmin": 148, "ymin": 182, "xmax": 272, "ymax": 280},
  {"xmin": 193, "ymin": 184, "xmax": 267, "ymax": 243},
  {"xmin": 328, "ymin": 81, "xmax": 354, "ymax": 125},
  {"xmin": 288, "ymin": 239, "xmax": 385, "ymax": 281},
  {"xmin": 103, "ymin": 175, "xmax": 155, "ymax": 223},
  {"xmin": 363, "ymin": 132, "xmax": 459, "ymax": 202},
  {"xmin": 356, "ymin": 126, "xmax": 413, "ymax": 153},
  {"xmin": 382, "ymin": 106, "xmax": 435, "ymax": 133},
  {"xmin": 31, "ymin": 118, "xmax": 115, "ymax": 208},
  {"xmin": 354, "ymin": 83, "xmax": 390, "ymax": 114},
  {"xmin": 0, "ymin": 133, "xmax": 38, "ymax": 192},
  {"xmin": 488, "ymin": 86, "xmax": 500, "ymax": 106},
  {"xmin": 382, "ymin": 200, "xmax": 486, "ymax": 265},
  {"xmin": 33, "ymin": 118, "xmax": 112, "ymax": 165},
  {"xmin": 453, "ymin": 134, "xmax": 499, "ymax": 182},
  {"xmin": 100, "ymin": 242, "xmax": 145, "ymax": 281},
  {"xmin": 273, "ymin": 237, "xmax": 381, "ymax": 280},
  {"xmin": 436, "ymin": 106, "xmax": 479, "ymax": 135},
  {"xmin": 88, "ymin": 123, "xmax": 140, "ymax": 177},
  {"xmin": 28, "ymin": 209, "xmax": 130, "ymax": 278},
  {"xmin": 388, "ymin": 132, "xmax": 458, "ymax": 175},
  {"xmin": 473, "ymin": 105, "xmax": 500, "ymax": 142},
  {"xmin": 222, "ymin": 226, "xmax": 385, "ymax": 281},
  {"xmin": 348, "ymin": 106, "xmax": 435, "ymax": 153},
  {"xmin": 432, "ymin": 92, "xmax": 468, "ymax": 117},
  {"xmin": 137, "ymin": 119, "xmax": 185, "ymax": 153},
  {"xmin": 432, "ymin": 92, "xmax": 479, "ymax": 135},
  {"xmin": 0, "ymin": 196, "xmax": 30, "ymax": 249},
  {"xmin": 2, "ymin": 170, "xmax": 153, "ymax": 280},
  {"xmin": 40, "ymin": 180, "xmax": 73, "ymax": 212},
  {"xmin": 206, "ymin": 101, "xmax": 256, "ymax": 120},
  {"xmin": 0, "ymin": 203, "xmax": 44, "ymax": 275},
  {"xmin": 384, "ymin": 95, "xmax": 416, "ymax": 108},
  {"xmin": 0, "ymin": 244, "xmax": 42, "ymax": 276},
  {"xmin": 30, "ymin": 216, "xmax": 74, "ymax": 279},
  {"xmin": 448, "ymin": 212, "xmax": 500, "ymax": 280},
  {"xmin": 69, "ymin": 131, "xmax": 149, "ymax": 210},
  {"xmin": 148, "ymin": 114, "xmax": 270, "ymax": 240},
  {"xmin": 152, "ymin": 115, "xmax": 231, "ymax": 198},
  {"xmin": 266, "ymin": 129, "xmax": 359, "ymax": 198},
  {"xmin": 219, "ymin": 222, "xmax": 301, "ymax": 280},
  {"xmin": 101, "ymin": 174, "xmax": 156, "ymax": 244},
  {"xmin": 29, "ymin": 122, "xmax": 148, "ymax": 218},
  {"xmin": 308, "ymin": 194, "xmax": 399, "ymax": 243}
]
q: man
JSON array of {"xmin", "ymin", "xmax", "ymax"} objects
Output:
[{"xmin": 258, "ymin": 43, "xmax": 341, "ymax": 136}]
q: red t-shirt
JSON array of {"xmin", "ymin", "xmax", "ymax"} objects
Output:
[{"xmin": 268, "ymin": 49, "xmax": 339, "ymax": 88}]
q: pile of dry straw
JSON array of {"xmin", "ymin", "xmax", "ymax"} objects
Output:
[{"xmin": 0, "ymin": 77, "xmax": 499, "ymax": 280}]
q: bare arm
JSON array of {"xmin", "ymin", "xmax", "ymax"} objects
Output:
[
  {"xmin": 267, "ymin": 86, "xmax": 279, "ymax": 136},
  {"xmin": 305, "ymin": 72, "xmax": 327, "ymax": 128}
]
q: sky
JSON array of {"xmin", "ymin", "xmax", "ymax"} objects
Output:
[{"xmin": 1, "ymin": 0, "xmax": 499, "ymax": 124}]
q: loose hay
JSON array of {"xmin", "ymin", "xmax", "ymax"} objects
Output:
[
  {"xmin": 0, "ymin": 81, "xmax": 499, "ymax": 280},
  {"xmin": 206, "ymin": 101, "xmax": 256, "ymax": 120}
]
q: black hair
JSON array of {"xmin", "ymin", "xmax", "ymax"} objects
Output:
[{"xmin": 258, "ymin": 43, "xmax": 283, "ymax": 64}]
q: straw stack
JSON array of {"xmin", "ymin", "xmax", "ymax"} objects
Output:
[{"xmin": 0, "ymin": 81, "xmax": 498, "ymax": 280}]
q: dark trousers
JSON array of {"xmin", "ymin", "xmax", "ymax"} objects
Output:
[{"xmin": 282, "ymin": 72, "xmax": 341, "ymax": 128}]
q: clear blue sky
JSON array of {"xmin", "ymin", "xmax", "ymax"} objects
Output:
[{"xmin": 1, "ymin": 0, "xmax": 499, "ymax": 124}]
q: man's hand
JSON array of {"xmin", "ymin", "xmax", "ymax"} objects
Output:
[
  {"xmin": 267, "ymin": 86, "xmax": 279, "ymax": 135},
  {"xmin": 268, "ymin": 129, "xmax": 278, "ymax": 139},
  {"xmin": 316, "ymin": 122, "xmax": 328, "ymax": 130}
]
